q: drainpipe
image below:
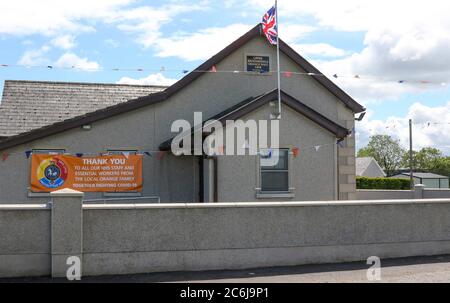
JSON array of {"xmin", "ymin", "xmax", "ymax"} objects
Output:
[
  {"xmin": 213, "ymin": 157, "xmax": 218, "ymax": 202},
  {"xmin": 199, "ymin": 156, "xmax": 204, "ymax": 203}
]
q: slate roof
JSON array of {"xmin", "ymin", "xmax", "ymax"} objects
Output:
[
  {"xmin": 0, "ymin": 80, "xmax": 167, "ymax": 137},
  {"xmin": 356, "ymin": 157, "xmax": 374, "ymax": 176}
]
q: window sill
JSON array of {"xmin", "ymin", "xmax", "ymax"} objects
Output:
[{"xmin": 256, "ymin": 192, "xmax": 296, "ymax": 199}]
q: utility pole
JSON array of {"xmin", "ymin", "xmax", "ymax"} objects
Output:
[{"xmin": 409, "ymin": 119, "xmax": 414, "ymax": 189}]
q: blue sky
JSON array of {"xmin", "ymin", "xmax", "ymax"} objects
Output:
[{"xmin": 1, "ymin": 0, "xmax": 450, "ymax": 153}]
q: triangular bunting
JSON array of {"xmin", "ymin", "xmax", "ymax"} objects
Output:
[{"xmin": 2, "ymin": 152, "xmax": 9, "ymax": 161}]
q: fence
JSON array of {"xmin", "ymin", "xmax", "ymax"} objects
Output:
[{"xmin": 3, "ymin": 189, "xmax": 450, "ymax": 278}]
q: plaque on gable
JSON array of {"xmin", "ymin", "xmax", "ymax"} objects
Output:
[{"xmin": 246, "ymin": 55, "xmax": 270, "ymax": 74}]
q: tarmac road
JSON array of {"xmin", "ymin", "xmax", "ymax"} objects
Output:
[{"xmin": 2, "ymin": 255, "xmax": 450, "ymax": 283}]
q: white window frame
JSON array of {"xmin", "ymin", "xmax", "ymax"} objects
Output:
[{"xmin": 256, "ymin": 148, "xmax": 295, "ymax": 199}]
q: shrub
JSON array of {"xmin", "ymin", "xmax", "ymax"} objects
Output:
[{"xmin": 356, "ymin": 177, "xmax": 411, "ymax": 190}]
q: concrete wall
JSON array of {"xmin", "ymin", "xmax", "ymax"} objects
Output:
[
  {"xmin": 83, "ymin": 200, "xmax": 450, "ymax": 276},
  {"xmin": 423, "ymin": 189, "xmax": 450, "ymax": 199},
  {"xmin": 4, "ymin": 192, "xmax": 450, "ymax": 278},
  {"xmin": 356, "ymin": 190, "xmax": 414, "ymax": 200},
  {"xmin": 356, "ymin": 185, "xmax": 450, "ymax": 200},
  {"xmin": 0, "ymin": 204, "xmax": 51, "ymax": 277},
  {"xmin": 0, "ymin": 35, "xmax": 356, "ymax": 204}
]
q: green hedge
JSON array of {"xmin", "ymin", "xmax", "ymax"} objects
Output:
[{"xmin": 356, "ymin": 177, "xmax": 411, "ymax": 190}]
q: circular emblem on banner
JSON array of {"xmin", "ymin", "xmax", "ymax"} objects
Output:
[{"xmin": 36, "ymin": 157, "xmax": 68, "ymax": 189}]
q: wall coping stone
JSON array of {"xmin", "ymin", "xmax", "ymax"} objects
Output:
[
  {"xmin": 0, "ymin": 204, "xmax": 49, "ymax": 210},
  {"xmin": 83, "ymin": 199, "xmax": 450, "ymax": 210}
]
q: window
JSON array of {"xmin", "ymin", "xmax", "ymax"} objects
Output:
[{"xmin": 260, "ymin": 149, "xmax": 289, "ymax": 192}]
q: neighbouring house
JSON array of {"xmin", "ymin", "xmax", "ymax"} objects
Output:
[
  {"xmin": 390, "ymin": 172, "xmax": 450, "ymax": 189},
  {"xmin": 0, "ymin": 24, "xmax": 365, "ymax": 204},
  {"xmin": 356, "ymin": 157, "xmax": 386, "ymax": 178}
]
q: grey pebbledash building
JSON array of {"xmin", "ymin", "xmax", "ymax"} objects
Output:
[{"xmin": 0, "ymin": 24, "xmax": 365, "ymax": 204}]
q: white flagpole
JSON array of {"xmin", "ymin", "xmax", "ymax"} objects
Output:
[{"xmin": 275, "ymin": 0, "xmax": 281, "ymax": 119}]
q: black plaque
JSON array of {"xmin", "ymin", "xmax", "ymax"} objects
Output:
[{"xmin": 246, "ymin": 55, "xmax": 270, "ymax": 73}]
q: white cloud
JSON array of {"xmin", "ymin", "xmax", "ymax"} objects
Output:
[
  {"xmin": 280, "ymin": 24, "xmax": 317, "ymax": 44},
  {"xmin": 114, "ymin": 3, "xmax": 207, "ymax": 49},
  {"xmin": 245, "ymin": 0, "xmax": 450, "ymax": 105},
  {"xmin": 54, "ymin": 52, "xmax": 100, "ymax": 71},
  {"xmin": 153, "ymin": 23, "xmax": 254, "ymax": 61},
  {"xmin": 117, "ymin": 73, "xmax": 177, "ymax": 86},
  {"xmin": 357, "ymin": 102, "xmax": 450, "ymax": 155},
  {"xmin": 0, "ymin": 1, "xmax": 206, "ymax": 55},
  {"xmin": 292, "ymin": 43, "xmax": 348, "ymax": 58},
  {"xmin": 0, "ymin": 0, "xmax": 132, "ymax": 36},
  {"xmin": 18, "ymin": 45, "xmax": 51, "ymax": 66},
  {"xmin": 51, "ymin": 35, "xmax": 76, "ymax": 50}
]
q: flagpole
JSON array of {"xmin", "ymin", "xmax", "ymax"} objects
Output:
[{"xmin": 275, "ymin": 0, "xmax": 281, "ymax": 119}]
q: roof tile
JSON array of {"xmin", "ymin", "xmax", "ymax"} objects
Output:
[{"xmin": 0, "ymin": 80, "xmax": 166, "ymax": 137}]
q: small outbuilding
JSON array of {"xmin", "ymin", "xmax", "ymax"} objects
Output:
[
  {"xmin": 356, "ymin": 157, "xmax": 386, "ymax": 178},
  {"xmin": 390, "ymin": 172, "xmax": 450, "ymax": 189}
]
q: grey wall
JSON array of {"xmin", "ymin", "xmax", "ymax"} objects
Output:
[
  {"xmin": 82, "ymin": 200, "xmax": 450, "ymax": 276},
  {"xmin": 423, "ymin": 189, "xmax": 450, "ymax": 199},
  {"xmin": 356, "ymin": 186, "xmax": 450, "ymax": 200},
  {"xmin": 0, "ymin": 205, "xmax": 51, "ymax": 277},
  {"xmin": 5, "ymin": 197, "xmax": 450, "ymax": 278},
  {"xmin": 0, "ymin": 35, "xmax": 355, "ymax": 204},
  {"xmin": 356, "ymin": 190, "xmax": 413, "ymax": 200}
]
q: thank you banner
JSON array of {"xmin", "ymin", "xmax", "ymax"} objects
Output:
[{"xmin": 31, "ymin": 154, "xmax": 143, "ymax": 192}]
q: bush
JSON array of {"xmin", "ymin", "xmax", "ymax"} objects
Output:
[{"xmin": 356, "ymin": 177, "xmax": 411, "ymax": 190}]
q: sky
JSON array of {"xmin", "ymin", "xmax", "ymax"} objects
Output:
[{"xmin": 1, "ymin": 0, "xmax": 450, "ymax": 153}]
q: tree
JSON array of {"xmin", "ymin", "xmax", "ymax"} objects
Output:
[
  {"xmin": 402, "ymin": 147, "xmax": 443, "ymax": 171},
  {"xmin": 358, "ymin": 135, "xmax": 405, "ymax": 177}
]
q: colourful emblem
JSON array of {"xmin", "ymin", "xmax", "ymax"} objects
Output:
[{"xmin": 36, "ymin": 157, "xmax": 68, "ymax": 189}]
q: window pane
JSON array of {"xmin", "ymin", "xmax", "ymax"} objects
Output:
[
  {"xmin": 261, "ymin": 172, "xmax": 289, "ymax": 192},
  {"xmin": 260, "ymin": 149, "xmax": 288, "ymax": 170}
]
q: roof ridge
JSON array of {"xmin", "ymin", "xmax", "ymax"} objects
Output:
[{"xmin": 4, "ymin": 80, "xmax": 169, "ymax": 89}]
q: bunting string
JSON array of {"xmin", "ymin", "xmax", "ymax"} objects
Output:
[
  {"xmin": 0, "ymin": 139, "xmax": 350, "ymax": 162},
  {"xmin": 0, "ymin": 63, "xmax": 448, "ymax": 86}
]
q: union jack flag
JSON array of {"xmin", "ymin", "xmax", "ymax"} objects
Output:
[{"xmin": 261, "ymin": 6, "xmax": 278, "ymax": 45}]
